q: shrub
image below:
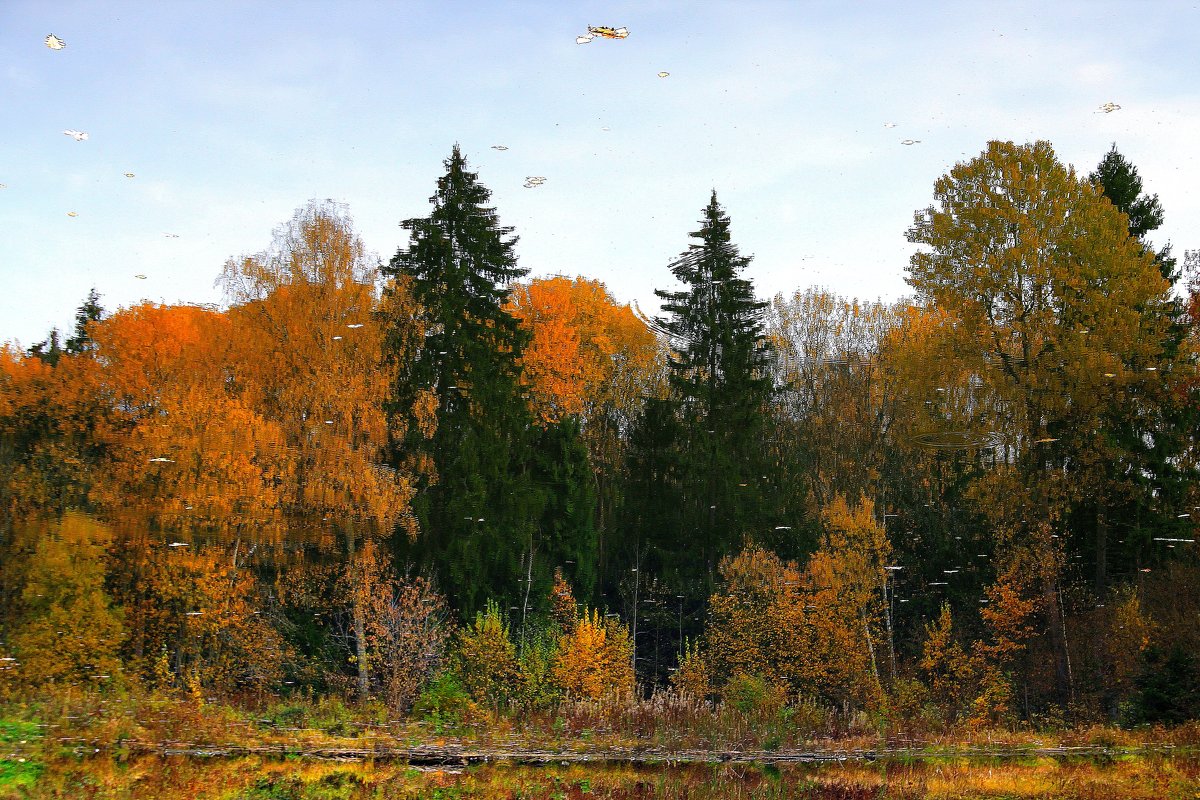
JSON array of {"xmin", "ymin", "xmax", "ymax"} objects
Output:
[
  {"xmin": 552, "ymin": 609, "xmax": 633, "ymax": 701},
  {"xmin": 454, "ymin": 600, "xmax": 522, "ymax": 707},
  {"xmin": 412, "ymin": 671, "xmax": 474, "ymax": 729},
  {"xmin": 725, "ymin": 673, "xmax": 787, "ymax": 716}
]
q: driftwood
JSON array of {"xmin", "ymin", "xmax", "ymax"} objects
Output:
[{"xmin": 94, "ymin": 740, "xmax": 1191, "ymax": 766}]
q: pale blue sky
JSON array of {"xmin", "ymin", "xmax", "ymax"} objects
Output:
[{"xmin": 2, "ymin": 1, "xmax": 1197, "ymax": 347}]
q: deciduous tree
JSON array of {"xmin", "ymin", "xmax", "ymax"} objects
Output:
[{"xmin": 907, "ymin": 139, "xmax": 1172, "ymax": 703}]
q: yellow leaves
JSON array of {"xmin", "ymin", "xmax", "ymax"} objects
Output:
[
  {"xmin": 552, "ymin": 608, "xmax": 634, "ymax": 700},
  {"xmin": 672, "ymin": 638, "xmax": 711, "ymax": 699},
  {"xmin": 455, "ymin": 601, "xmax": 521, "ymax": 706},
  {"xmin": 4, "ymin": 514, "xmax": 126, "ymax": 692},
  {"xmin": 907, "ymin": 139, "xmax": 1173, "ymax": 447},
  {"xmin": 697, "ymin": 520, "xmax": 889, "ymax": 711},
  {"xmin": 920, "ymin": 603, "xmax": 969, "ymax": 712}
]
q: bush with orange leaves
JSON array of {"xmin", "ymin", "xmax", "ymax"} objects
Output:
[
  {"xmin": 552, "ymin": 608, "xmax": 634, "ymax": 701},
  {"xmin": 677, "ymin": 495, "xmax": 891, "ymax": 713}
]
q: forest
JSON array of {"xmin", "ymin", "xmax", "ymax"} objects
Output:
[{"xmin": 3, "ymin": 138, "xmax": 1200, "ymax": 744}]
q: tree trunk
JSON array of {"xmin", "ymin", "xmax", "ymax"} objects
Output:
[
  {"xmin": 346, "ymin": 524, "xmax": 370, "ymax": 701},
  {"xmin": 1042, "ymin": 567, "xmax": 1071, "ymax": 703},
  {"xmin": 1094, "ymin": 499, "xmax": 1108, "ymax": 597}
]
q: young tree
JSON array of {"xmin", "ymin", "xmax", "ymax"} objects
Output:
[{"xmin": 552, "ymin": 608, "xmax": 634, "ymax": 700}]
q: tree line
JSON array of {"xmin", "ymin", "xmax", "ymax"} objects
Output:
[{"xmin": 2, "ymin": 140, "xmax": 1199, "ymax": 728}]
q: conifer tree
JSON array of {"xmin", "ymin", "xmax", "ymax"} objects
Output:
[
  {"xmin": 625, "ymin": 192, "xmax": 775, "ymax": 605},
  {"xmin": 1089, "ymin": 145, "xmax": 1172, "ymax": 278},
  {"xmin": 65, "ymin": 288, "xmax": 103, "ymax": 355},
  {"xmin": 1084, "ymin": 145, "xmax": 1194, "ymax": 595},
  {"xmin": 383, "ymin": 146, "xmax": 565, "ymax": 616},
  {"xmin": 27, "ymin": 328, "xmax": 62, "ymax": 366}
]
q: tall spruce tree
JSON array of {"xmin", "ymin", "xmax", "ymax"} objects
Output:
[
  {"xmin": 382, "ymin": 146, "xmax": 591, "ymax": 618},
  {"xmin": 624, "ymin": 192, "xmax": 775, "ymax": 601},
  {"xmin": 1083, "ymin": 145, "xmax": 1194, "ymax": 596}
]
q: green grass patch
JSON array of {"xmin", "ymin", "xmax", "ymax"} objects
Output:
[{"xmin": 0, "ymin": 717, "xmax": 44, "ymax": 793}]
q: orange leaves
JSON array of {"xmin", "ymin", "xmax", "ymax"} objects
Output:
[
  {"xmin": 552, "ymin": 608, "xmax": 634, "ymax": 700},
  {"xmin": 90, "ymin": 303, "xmax": 217, "ymax": 415},
  {"xmin": 549, "ymin": 566, "xmax": 577, "ymax": 631},
  {"xmin": 976, "ymin": 548, "xmax": 1039, "ymax": 666},
  {"xmin": 507, "ymin": 276, "xmax": 659, "ymax": 425},
  {"xmin": 218, "ymin": 202, "xmax": 421, "ymax": 537},
  {"xmin": 917, "ymin": 546, "xmax": 1039, "ymax": 725},
  {"xmin": 411, "ymin": 388, "xmax": 439, "ymax": 440},
  {"xmin": 0, "ymin": 343, "xmax": 112, "ymax": 513},
  {"xmin": 693, "ymin": 498, "xmax": 891, "ymax": 710},
  {"xmin": 89, "ymin": 304, "xmax": 291, "ymax": 533},
  {"xmin": 163, "ymin": 545, "xmax": 288, "ymax": 694}
]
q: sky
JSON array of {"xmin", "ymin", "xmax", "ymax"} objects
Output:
[{"xmin": 2, "ymin": 1, "xmax": 1198, "ymax": 348}]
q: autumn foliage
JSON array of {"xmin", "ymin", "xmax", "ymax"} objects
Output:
[{"xmin": 4, "ymin": 142, "xmax": 1200, "ymax": 737}]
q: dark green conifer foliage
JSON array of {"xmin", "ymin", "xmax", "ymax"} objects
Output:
[
  {"xmin": 27, "ymin": 328, "xmax": 63, "ymax": 366},
  {"xmin": 1084, "ymin": 145, "xmax": 1194, "ymax": 594},
  {"xmin": 29, "ymin": 288, "xmax": 104, "ymax": 365},
  {"xmin": 1089, "ymin": 144, "xmax": 1175, "ymax": 281},
  {"xmin": 65, "ymin": 288, "xmax": 103, "ymax": 355},
  {"xmin": 382, "ymin": 146, "xmax": 591, "ymax": 617},
  {"xmin": 530, "ymin": 417, "xmax": 597, "ymax": 604},
  {"xmin": 629, "ymin": 192, "xmax": 775, "ymax": 597}
]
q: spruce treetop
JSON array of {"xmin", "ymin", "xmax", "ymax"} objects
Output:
[
  {"xmin": 655, "ymin": 191, "xmax": 770, "ymax": 411},
  {"xmin": 1089, "ymin": 144, "xmax": 1176, "ymax": 284},
  {"xmin": 1089, "ymin": 144, "xmax": 1164, "ymax": 241},
  {"xmin": 388, "ymin": 145, "xmax": 527, "ymax": 304}
]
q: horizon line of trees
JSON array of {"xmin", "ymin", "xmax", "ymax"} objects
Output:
[{"xmin": 3, "ymin": 139, "xmax": 1200, "ymax": 727}]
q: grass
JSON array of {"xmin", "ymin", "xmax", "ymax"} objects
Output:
[
  {"xmin": 9, "ymin": 687, "xmax": 1200, "ymax": 762},
  {"xmin": 0, "ymin": 717, "xmax": 44, "ymax": 797}
]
